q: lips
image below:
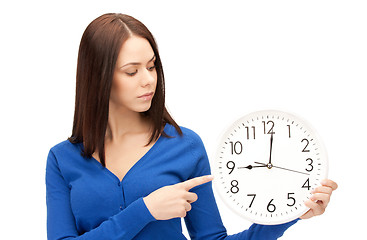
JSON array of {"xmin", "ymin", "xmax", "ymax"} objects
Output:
[{"xmin": 138, "ymin": 92, "xmax": 154, "ymax": 99}]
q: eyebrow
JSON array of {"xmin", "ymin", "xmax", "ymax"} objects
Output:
[{"xmin": 120, "ymin": 55, "xmax": 156, "ymax": 69}]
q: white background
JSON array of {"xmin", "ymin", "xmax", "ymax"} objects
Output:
[{"xmin": 1, "ymin": 0, "xmax": 365, "ymax": 239}]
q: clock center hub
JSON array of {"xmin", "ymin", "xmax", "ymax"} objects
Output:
[{"xmin": 267, "ymin": 163, "xmax": 273, "ymax": 169}]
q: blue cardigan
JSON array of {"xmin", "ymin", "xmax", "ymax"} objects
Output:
[{"xmin": 46, "ymin": 124, "xmax": 297, "ymax": 239}]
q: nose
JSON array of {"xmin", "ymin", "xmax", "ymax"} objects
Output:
[{"xmin": 141, "ymin": 68, "xmax": 156, "ymax": 87}]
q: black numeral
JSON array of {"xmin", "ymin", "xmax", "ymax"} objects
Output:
[
  {"xmin": 226, "ymin": 161, "xmax": 235, "ymax": 174},
  {"xmin": 267, "ymin": 199, "xmax": 276, "ymax": 212},
  {"xmin": 302, "ymin": 178, "xmax": 311, "ymax": 190},
  {"xmin": 230, "ymin": 141, "xmax": 243, "ymax": 155},
  {"xmin": 287, "ymin": 193, "xmax": 296, "ymax": 206},
  {"xmin": 230, "ymin": 180, "xmax": 239, "ymax": 194},
  {"xmin": 262, "ymin": 121, "xmax": 275, "ymax": 134},
  {"xmin": 305, "ymin": 158, "xmax": 313, "ymax": 172},
  {"xmin": 247, "ymin": 194, "xmax": 256, "ymax": 208},
  {"xmin": 301, "ymin": 139, "xmax": 310, "ymax": 152},
  {"xmin": 245, "ymin": 126, "xmax": 256, "ymax": 139},
  {"xmin": 287, "ymin": 125, "xmax": 291, "ymax": 138}
]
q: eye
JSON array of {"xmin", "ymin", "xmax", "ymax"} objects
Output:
[
  {"xmin": 126, "ymin": 70, "xmax": 138, "ymax": 76},
  {"xmin": 147, "ymin": 65, "xmax": 156, "ymax": 71}
]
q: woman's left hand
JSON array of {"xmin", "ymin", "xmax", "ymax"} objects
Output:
[{"xmin": 300, "ymin": 179, "xmax": 338, "ymax": 219}]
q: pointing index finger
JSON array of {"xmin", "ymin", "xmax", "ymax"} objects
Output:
[{"xmin": 180, "ymin": 175, "xmax": 214, "ymax": 191}]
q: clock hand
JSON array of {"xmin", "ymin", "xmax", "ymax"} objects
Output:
[
  {"xmin": 254, "ymin": 162, "xmax": 310, "ymax": 176},
  {"xmin": 254, "ymin": 161, "xmax": 273, "ymax": 169},
  {"xmin": 238, "ymin": 164, "xmax": 268, "ymax": 170},
  {"xmin": 268, "ymin": 133, "xmax": 274, "ymax": 165},
  {"xmin": 254, "ymin": 162, "xmax": 267, "ymax": 166},
  {"xmin": 272, "ymin": 165, "xmax": 310, "ymax": 175}
]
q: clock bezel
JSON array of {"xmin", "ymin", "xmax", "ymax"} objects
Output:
[{"xmin": 211, "ymin": 110, "xmax": 329, "ymax": 225}]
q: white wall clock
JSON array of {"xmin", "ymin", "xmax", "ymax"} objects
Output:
[{"xmin": 212, "ymin": 110, "xmax": 328, "ymax": 225}]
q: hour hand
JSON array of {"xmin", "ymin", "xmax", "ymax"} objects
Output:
[{"xmin": 238, "ymin": 164, "xmax": 268, "ymax": 170}]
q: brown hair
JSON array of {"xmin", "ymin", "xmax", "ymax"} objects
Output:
[{"xmin": 68, "ymin": 13, "xmax": 182, "ymax": 167}]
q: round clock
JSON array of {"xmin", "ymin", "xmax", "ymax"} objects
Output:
[{"xmin": 212, "ymin": 110, "xmax": 328, "ymax": 225}]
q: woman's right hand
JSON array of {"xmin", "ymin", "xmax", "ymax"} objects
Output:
[{"xmin": 143, "ymin": 175, "xmax": 214, "ymax": 220}]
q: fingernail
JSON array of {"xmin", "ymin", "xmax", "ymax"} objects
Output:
[{"xmin": 207, "ymin": 175, "xmax": 214, "ymax": 180}]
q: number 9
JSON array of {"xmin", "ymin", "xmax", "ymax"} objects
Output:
[{"xmin": 227, "ymin": 161, "xmax": 235, "ymax": 174}]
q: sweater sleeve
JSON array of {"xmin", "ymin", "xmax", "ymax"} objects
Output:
[
  {"xmin": 45, "ymin": 149, "xmax": 156, "ymax": 240},
  {"xmin": 184, "ymin": 133, "xmax": 298, "ymax": 240}
]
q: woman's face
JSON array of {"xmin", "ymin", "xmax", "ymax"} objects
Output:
[{"xmin": 110, "ymin": 36, "xmax": 157, "ymax": 114}]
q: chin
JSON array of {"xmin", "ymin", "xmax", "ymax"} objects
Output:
[{"xmin": 136, "ymin": 103, "xmax": 152, "ymax": 113}]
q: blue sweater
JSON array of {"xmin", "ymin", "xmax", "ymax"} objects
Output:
[{"xmin": 46, "ymin": 124, "xmax": 298, "ymax": 239}]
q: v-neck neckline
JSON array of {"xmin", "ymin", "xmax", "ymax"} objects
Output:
[{"xmin": 89, "ymin": 133, "xmax": 164, "ymax": 183}]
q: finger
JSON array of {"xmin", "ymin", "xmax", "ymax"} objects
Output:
[
  {"xmin": 304, "ymin": 199, "xmax": 325, "ymax": 216},
  {"xmin": 321, "ymin": 179, "xmax": 338, "ymax": 190},
  {"xmin": 312, "ymin": 185, "xmax": 333, "ymax": 195},
  {"xmin": 184, "ymin": 201, "xmax": 192, "ymax": 212},
  {"xmin": 185, "ymin": 192, "xmax": 198, "ymax": 203},
  {"xmin": 178, "ymin": 175, "xmax": 214, "ymax": 191},
  {"xmin": 300, "ymin": 208, "xmax": 313, "ymax": 220},
  {"xmin": 310, "ymin": 193, "xmax": 330, "ymax": 207}
]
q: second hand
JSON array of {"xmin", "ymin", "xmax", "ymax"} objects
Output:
[{"xmin": 254, "ymin": 162, "xmax": 310, "ymax": 176}]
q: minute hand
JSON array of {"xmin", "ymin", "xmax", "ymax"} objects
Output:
[
  {"xmin": 254, "ymin": 162, "xmax": 310, "ymax": 176},
  {"xmin": 268, "ymin": 133, "xmax": 274, "ymax": 165}
]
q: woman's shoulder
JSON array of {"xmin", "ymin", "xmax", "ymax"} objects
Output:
[
  {"xmin": 164, "ymin": 124, "xmax": 202, "ymax": 142},
  {"xmin": 47, "ymin": 139, "xmax": 89, "ymax": 175},
  {"xmin": 50, "ymin": 139, "xmax": 80, "ymax": 154},
  {"xmin": 48, "ymin": 139, "xmax": 84, "ymax": 165},
  {"xmin": 163, "ymin": 124, "xmax": 206, "ymax": 156}
]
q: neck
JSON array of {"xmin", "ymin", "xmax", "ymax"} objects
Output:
[{"xmin": 106, "ymin": 103, "xmax": 151, "ymax": 143}]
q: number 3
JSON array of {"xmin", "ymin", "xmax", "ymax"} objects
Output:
[{"xmin": 305, "ymin": 158, "xmax": 313, "ymax": 172}]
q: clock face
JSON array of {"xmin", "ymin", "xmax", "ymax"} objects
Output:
[{"xmin": 213, "ymin": 110, "xmax": 328, "ymax": 225}]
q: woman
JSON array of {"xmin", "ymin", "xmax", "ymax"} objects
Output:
[{"xmin": 46, "ymin": 13, "xmax": 337, "ymax": 240}]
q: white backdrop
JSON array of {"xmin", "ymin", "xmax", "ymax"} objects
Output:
[{"xmin": 1, "ymin": 0, "xmax": 365, "ymax": 239}]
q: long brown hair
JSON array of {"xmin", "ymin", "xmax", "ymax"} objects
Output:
[{"xmin": 68, "ymin": 13, "xmax": 182, "ymax": 167}]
